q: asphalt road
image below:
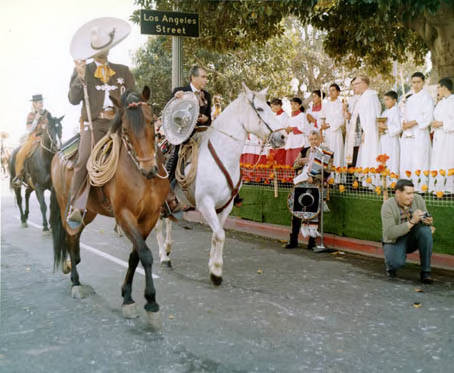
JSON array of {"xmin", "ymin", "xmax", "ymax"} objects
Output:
[{"xmin": 1, "ymin": 178, "xmax": 454, "ymax": 373}]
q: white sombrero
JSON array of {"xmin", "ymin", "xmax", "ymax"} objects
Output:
[{"xmin": 70, "ymin": 17, "xmax": 131, "ymax": 60}]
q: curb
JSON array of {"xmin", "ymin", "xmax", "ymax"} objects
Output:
[{"xmin": 184, "ymin": 211, "xmax": 454, "ymax": 271}]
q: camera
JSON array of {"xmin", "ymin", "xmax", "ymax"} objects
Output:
[{"xmin": 422, "ymin": 211, "xmax": 431, "ymax": 219}]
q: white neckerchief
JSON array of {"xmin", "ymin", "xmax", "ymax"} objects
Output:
[{"xmin": 190, "ymin": 82, "xmax": 200, "ymax": 93}]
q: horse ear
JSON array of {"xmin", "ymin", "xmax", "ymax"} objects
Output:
[
  {"xmin": 110, "ymin": 95, "xmax": 121, "ymax": 109},
  {"xmin": 241, "ymin": 82, "xmax": 251, "ymax": 95},
  {"xmin": 142, "ymin": 86, "xmax": 151, "ymax": 102},
  {"xmin": 258, "ymin": 87, "xmax": 269, "ymax": 96},
  {"xmin": 58, "ymin": 115, "xmax": 65, "ymax": 122}
]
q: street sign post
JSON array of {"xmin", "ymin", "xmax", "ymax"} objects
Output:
[{"xmin": 140, "ymin": 9, "xmax": 199, "ymax": 89}]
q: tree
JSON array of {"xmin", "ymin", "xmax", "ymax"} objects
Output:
[{"xmin": 132, "ymin": 0, "xmax": 454, "ymax": 81}]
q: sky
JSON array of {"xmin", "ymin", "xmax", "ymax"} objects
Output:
[{"xmin": 0, "ymin": 0, "xmax": 149, "ymax": 146}]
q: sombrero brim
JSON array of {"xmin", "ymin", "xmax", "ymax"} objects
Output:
[{"xmin": 70, "ymin": 17, "xmax": 131, "ymax": 60}]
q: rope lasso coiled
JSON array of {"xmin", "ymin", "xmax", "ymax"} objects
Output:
[
  {"xmin": 87, "ymin": 130, "xmax": 120, "ymax": 187},
  {"xmin": 175, "ymin": 137, "xmax": 199, "ymax": 190}
]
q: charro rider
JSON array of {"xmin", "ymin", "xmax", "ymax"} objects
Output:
[
  {"xmin": 13, "ymin": 94, "xmax": 49, "ymax": 186},
  {"xmin": 66, "ymin": 17, "xmax": 135, "ymax": 225},
  {"xmin": 164, "ymin": 66, "xmax": 211, "ymax": 211},
  {"xmin": 166, "ymin": 65, "xmax": 212, "ymax": 181}
]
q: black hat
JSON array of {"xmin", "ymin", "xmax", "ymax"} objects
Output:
[{"xmin": 31, "ymin": 94, "xmax": 43, "ymax": 102}]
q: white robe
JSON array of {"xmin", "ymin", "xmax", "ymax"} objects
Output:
[
  {"xmin": 354, "ymin": 89, "xmax": 382, "ymax": 171},
  {"xmin": 379, "ymin": 105, "xmax": 401, "ymax": 175},
  {"xmin": 321, "ymin": 98, "xmax": 344, "ymax": 168},
  {"xmin": 400, "ymin": 89, "xmax": 433, "ymax": 190},
  {"xmin": 306, "ymin": 104, "xmax": 322, "ymax": 133},
  {"xmin": 285, "ymin": 112, "xmax": 308, "ymax": 149},
  {"xmin": 430, "ymin": 94, "xmax": 454, "ymax": 193},
  {"xmin": 344, "ymin": 95, "xmax": 360, "ymax": 165}
]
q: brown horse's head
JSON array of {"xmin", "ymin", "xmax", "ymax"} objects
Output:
[{"xmin": 111, "ymin": 87, "xmax": 159, "ymax": 178}]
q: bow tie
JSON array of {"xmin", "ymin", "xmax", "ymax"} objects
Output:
[{"xmin": 94, "ymin": 64, "xmax": 116, "ymax": 84}]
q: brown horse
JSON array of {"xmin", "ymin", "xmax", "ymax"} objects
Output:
[{"xmin": 50, "ymin": 88, "xmax": 169, "ymax": 327}]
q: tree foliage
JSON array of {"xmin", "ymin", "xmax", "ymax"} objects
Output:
[{"xmin": 132, "ymin": 0, "xmax": 453, "ymax": 79}]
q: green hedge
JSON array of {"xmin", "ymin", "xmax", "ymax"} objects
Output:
[{"xmin": 232, "ymin": 185, "xmax": 454, "ymax": 255}]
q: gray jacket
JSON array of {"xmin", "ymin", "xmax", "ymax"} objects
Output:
[{"xmin": 381, "ymin": 194, "xmax": 427, "ymax": 243}]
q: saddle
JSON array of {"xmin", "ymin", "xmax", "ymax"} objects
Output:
[{"xmin": 58, "ymin": 133, "xmax": 80, "ymax": 169}]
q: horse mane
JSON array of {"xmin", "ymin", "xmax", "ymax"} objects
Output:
[{"xmin": 110, "ymin": 90, "xmax": 146, "ymax": 135}]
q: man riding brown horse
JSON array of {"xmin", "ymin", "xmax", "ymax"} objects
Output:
[
  {"xmin": 12, "ymin": 94, "xmax": 49, "ymax": 186},
  {"xmin": 66, "ymin": 17, "xmax": 135, "ymax": 226}
]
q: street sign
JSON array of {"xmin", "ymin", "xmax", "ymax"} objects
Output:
[{"xmin": 140, "ymin": 9, "xmax": 199, "ymax": 37}]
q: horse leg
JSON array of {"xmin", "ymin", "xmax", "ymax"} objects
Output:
[
  {"xmin": 35, "ymin": 188, "xmax": 49, "ymax": 232},
  {"xmin": 117, "ymin": 211, "xmax": 160, "ymax": 327},
  {"xmin": 24, "ymin": 187, "xmax": 32, "ymax": 222},
  {"xmin": 67, "ymin": 233, "xmax": 93, "ymax": 299},
  {"xmin": 198, "ymin": 201, "xmax": 227, "ymax": 286},
  {"xmin": 156, "ymin": 218, "xmax": 172, "ymax": 267},
  {"xmin": 121, "ymin": 250, "xmax": 140, "ymax": 318},
  {"xmin": 14, "ymin": 186, "xmax": 27, "ymax": 227}
]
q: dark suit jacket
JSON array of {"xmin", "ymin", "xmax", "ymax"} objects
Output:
[
  {"xmin": 68, "ymin": 61, "xmax": 135, "ymax": 122},
  {"xmin": 172, "ymin": 85, "xmax": 212, "ymax": 126}
]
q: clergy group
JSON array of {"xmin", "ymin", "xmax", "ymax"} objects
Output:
[{"xmin": 240, "ymin": 73, "xmax": 454, "ymax": 194}]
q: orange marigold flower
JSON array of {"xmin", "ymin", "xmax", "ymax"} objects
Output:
[
  {"xmin": 431, "ymin": 170, "xmax": 438, "ymax": 177},
  {"xmin": 264, "ymin": 179, "xmax": 270, "ymax": 185},
  {"xmin": 375, "ymin": 186, "xmax": 382, "ymax": 195},
  {"xmin": 363, "ymin": 167, "xmax": 370, "ymax": 174},
  {"xmin": 356, "ymin": 167, "xmax": 363, "ymax": 174},
  {"xmin": 423, "ymin": 170, "xmax": 430, "ymax": 177},
  {"xmin": 336, "ymin": 166, "xmax": 341, "ymax": 173},
  {"xmin": 421, "ymin": 184, "xmax": 428, "ymax": 192},
  {"xmin": 327, "ymin": 178, "xmax": 335, "ymax": 185},
  {"xmin": 339, "ymin": 184, "xmax": 345, "ymax": 193},
  {"xmin": 415, "ymin": 170, "xmax": 421, "ymax": 176},
  {"xmin": 436, "ymin": 191, "xmax": 444, "ymax": 199},
  {"xmin": 370, "ymin": 167, "xmax": 376, "ymax": 174},
  {"xmin": 348, "ymin": 167, "xmax": 355, "ymax": 174},
  {"xmin": 448, "ymin": 168, "xmax": 454, "ymax": 176},
  {"xmin": 352, "ymin": 180, "xmax": 359, "ymax": 189},
  {"xmin": 405, "ymin": 170, "xmax": 411, "ymax": 178},
  {"xmin": 376, "ymin": 165, "xmax": 385, "ymax": 173},
  {"xmin": 269, "ymin": 173, "xmax": 275, "ymax": 178},
  {"xmin": 390, "ymin": 182, "xmax": 396, "ymax": 189},
  {"xmin": 376, "ymin": 154, "xmax": 390, "ymax": 164},
  {"xmin": 366, "ymin": 177, "xmax": 372, "ymax": 184},
  {"xmin": 440, "ymin": 169, "xmax": 446, "ymax": 177}
]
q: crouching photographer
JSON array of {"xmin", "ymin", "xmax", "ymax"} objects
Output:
[{"xmin": 381, "ymin": 179, "xmax": 434, "ymax": 284}]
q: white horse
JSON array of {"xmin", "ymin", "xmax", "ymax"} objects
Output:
[{"xmin": 156, "ymin": 83, "xmax": 286, "ymax": 285}]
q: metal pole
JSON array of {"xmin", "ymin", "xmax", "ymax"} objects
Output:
[
  {"xmin": 172, "ymin": 36, "xmax": 184, "ymax": 90},
  {"xmin": 316, "ymin": 149, "xmax": 327, "ymax": 252}
]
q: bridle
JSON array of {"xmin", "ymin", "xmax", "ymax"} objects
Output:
[
  {"xmin": 40, "ymin": 123, "xmax": 60, "ymax": 154},
  {"xmin": 120, "ymin": 104, "xmax": 168, "ymax": 180}
]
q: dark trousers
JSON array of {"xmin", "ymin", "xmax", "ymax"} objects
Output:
[
  {"xmin": 70, "ymin": 119, "xmax": 111, "ymax": 209},
  {"xmin": 383, "ymin": 224, "xmax": 433, "ymax": 272},
  {"xmin": 289, "ymin": 215, "xmax": 302, "ymax": 244}
]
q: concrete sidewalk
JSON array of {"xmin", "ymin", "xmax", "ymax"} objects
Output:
[{"xmin": 184, "ymin": 211, "xmax": 454, "ymax": 271}]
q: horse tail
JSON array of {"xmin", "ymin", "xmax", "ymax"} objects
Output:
[
  {"xmin": 50, "ymin": 186, "xmax": 67, "ymax": 271},
  {"xmin": 8, "ymin": 148, "xmax": 18, "ymax": 189}
]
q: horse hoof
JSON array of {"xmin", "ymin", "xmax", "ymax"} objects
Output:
[
  {"xmin": 62, "ymin": 259, "xmax": 71, "ymax": 274},
  {"xmin": 122, "ymin": 303, "xmax": 139, "ymax": 319},
  {"xmin": 160, "ymin": 259, "xmax": 172, "ymax": 268},
  {"xmin": 21, "ymin": 222, "xmax": 28, "ymax": 228},
  {"xmin": 146, "ymin": 311, "xmax": 162, "ymax": 330},
  {"xmin": 71, "ymin": 285, "xmax": 94, "ymax": 299},
  {"xmin": 210, "ymin": 273, "xmax": 223, "ymax": 286}
]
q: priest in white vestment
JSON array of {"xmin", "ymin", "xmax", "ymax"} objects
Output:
[
  {"xmin": 430, "ymin": 77, "xmax": 454, "ymax": 193},
  {"xmin": 378, "ymin": 90, "xmax": 401, "ymax": 176},
  {"xmin": 350, "ymin": 76, "xmax": 381, "ymax": 185},
  {"xmin": 306, "ymin": 90, "xmax": 324, "ymax": 132},
  {"xmin": 321, "ymin": 83, "xmax": 345, "ymax": 180},
  {"xmin": 400, "ymin": 72, "xmax": 433, "ymax": 192}
]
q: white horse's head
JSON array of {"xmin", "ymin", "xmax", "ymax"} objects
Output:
[{"xmin": 241, "ymin": 83, "xmax": 286, "ymax": 148}]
